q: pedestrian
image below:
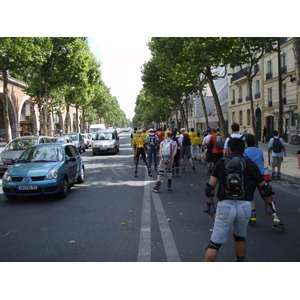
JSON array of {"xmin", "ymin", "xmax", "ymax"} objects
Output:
[
  {"xmin": 244, "ymin": 134, "xmax": 285, "ymax": 230},
  {"xmin": 172, "ymin": 131, "xmax": 181, "ymax": 176},
  {"xmin": 194, "ymin": 132, "xmax": 203, "ymax": 162},
  {"xmin": 297, "ymin": 143, "xmax": 300, "ymax": 169},
  {"xmin": 130, "ymin": 127, "xmax": 138, "ymax": 160},
  {"xmin": 189, "ymin": 128, "xmax": 198, "ymax": 160},
  {"xmin": 179, "ymin": 128, "xmax": 196, "ymax": 172},
  {"xmin": 133, "ymin": 130, "xmax": 152, "ymax": 177},
  {"xmin": 153, "ymin": 131, "xmax": 178, "ymax": 192},
  {"xmin": 268, "ymin": 130, "xmax": 286, "ymax": 179},
  {"xmin": 202, "ymin": 128, "xmax": 213, "ymax": 175},
  {"xmin": 262, "ymin": 125, "xmax": 267, "ymax": 143},
  {"xmin": 208, "ymin": 128, "xmax": 224, "ymax": 165},
  {"xmin": 145, "ymin": 128, "xmax": 159, "ymax": 170},
  {"xmin": 202, "ymin": 137, "xmax": 275, "ymax": 262},
  {"xmin": 155, "ymin": 128, "xmax": 164, "ymax": 144},
  {"xmin": 223, "ymin": 123, "xmax": 244, "ymax": 156}
]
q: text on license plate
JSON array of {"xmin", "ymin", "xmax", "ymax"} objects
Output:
[{"xmin": 17, "ymin": 185, "xmax": 38, "ymax": 190}]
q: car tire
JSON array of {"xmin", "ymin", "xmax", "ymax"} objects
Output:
[
  {"xmin": 77, "ymin": 167, "xmax": 85, "ymax": 184},
  {"xmin": 58, "ymin": 177, "xmax": 68, "ymax": 198}
]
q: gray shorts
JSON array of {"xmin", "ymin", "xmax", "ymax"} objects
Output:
[
  {"xmin": 180, "ymin": 145, "xmax": 191, "ymax": 159},
  {"xmin": 210, "ymin": 200, "xmax": 251, "ymax": 244},
  {"xmin": 271, "ymin": 156, "xmax": 282, "ymax": 169}
]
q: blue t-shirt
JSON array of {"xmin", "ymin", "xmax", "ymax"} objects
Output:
[
  {"xmin": 244, "ymin": 147, "xmax": 264, "ymax": 174},
  {"xmin": 268, "ymin": 137, "xmax": 285, "ymax": 157}
]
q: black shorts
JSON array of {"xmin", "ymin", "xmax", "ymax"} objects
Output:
[
  {"xmin": 136, "ymin": 148, "xmax": 146, "ymax": 160},
  {"xmin": 206, "ymin": 149, "xmax": 213, "ymax": 163}
]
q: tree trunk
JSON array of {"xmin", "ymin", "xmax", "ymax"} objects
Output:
[
  {"xmin": 293, "ymin": 37, "xmax": 300, "ymax": 116},
  {"xmin": 206, "ymin": 68, "xmax": 229, "ymax": 137},
  {"xmin": 248, "ymin": 78, "xmax": 258, "ymax": 147},
  {"xmin": 2, "ymin": 70, "xmax": 13, "ymax": 142}
]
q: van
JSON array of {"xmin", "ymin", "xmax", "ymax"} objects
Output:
[
  {"xmin": 92, "ymin": 129, "xmax": 119, "ymax": 155},
  {"xmin": 89, "ymin": 124, "xmax": 106, "ymax": 134}
]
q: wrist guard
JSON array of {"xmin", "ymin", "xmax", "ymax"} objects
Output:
[
  {"xmin": 204, "ymin": 202, "xmax": 216, "ymax": 216},
  {"xmin": 205, "ymin": 183, "xmax": 215, "ymax": 198},
  {"xmin": 261, "ymin": 182, "xmax": 274, "ymax": 198}
]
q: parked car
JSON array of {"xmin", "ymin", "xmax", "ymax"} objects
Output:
[
  {"xmin": 63, "ymin": 133, "xmax": 85, "ymax": 153},
  {"xmin": 2, "ymin": 143, "xmax": 85, "ymax": 200},
  {"xmin": 50, "ymin": 136, "xmax": 74, "ymax": 145},
  {"xmin": 0, "ymin": 136, "xmax": 52, "ymax": 173},
  {"xmin": 92, "ymin": 129, "xmax": 120, "ymax": 155},
  {"xmin": 81, "ymin": 133, "xmax": 92, "ymax": 149}
]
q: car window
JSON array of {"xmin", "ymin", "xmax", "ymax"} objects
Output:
[
  {"xmin": 39, "ymin": 138, "xmax": 45, "ymax": 144},
  {"xmin": 18, "ymin": 146, "xmax": 63, "ymax": 162},
  {"xmin": 69, "ymin": 145, "xmax": 79, "ymax": 157},
  {"xmin": 6, "ymin": 138, "xmax": 37, "ymax": 150}
]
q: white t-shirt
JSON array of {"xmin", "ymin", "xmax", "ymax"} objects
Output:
[{"xmin": 224, "ymin": 133, "xmax": 244, "ymax": 150}]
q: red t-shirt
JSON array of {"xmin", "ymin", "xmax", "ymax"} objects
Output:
[
  {"xmin": 208, "ymin": 135, "xmax": 223, "ymax": 154},
  {"xmin": 155, "ymin": 131, "xmax": 164, "ymax": 142}
]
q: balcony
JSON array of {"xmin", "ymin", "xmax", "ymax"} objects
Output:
[
  {"xmin": 238, "ymin": 98, "xmax": 243, "ymax": 103},
  {"xmin": 246, "ymin": 96, "xmax": 251, "ymax": 101},
  {"xmin": 268, "ymin": 100, "xmax": 273, "ymax": 107},
  {"xmin": 266, "ymin": 72, "xmax": 273, "ymax": 80},
  {"xmin": 231, "ymin": 66, "xmax": 250, "ymax": 83},
  {"xmin": 255, "ymin": 92, "xmax": 260, "ymax": 99},
  {"xmin": 231, "ymin": 99, "xmax": 236, "ymax": 105},
  {"xmin": 281, "ymin": 65, "xmax": 287, "ymax": 74}
]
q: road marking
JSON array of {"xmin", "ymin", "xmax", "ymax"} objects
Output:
[{"xmin": 137, "ymin": 168, "xmax": 181, "ymax": 262}]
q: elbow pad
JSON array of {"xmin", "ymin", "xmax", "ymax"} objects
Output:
[
  {"xmin": 205, "ymin": 183, "xmax": 215, "ymax": 198},
  {"xmin": 261, "ymin": 182, "xmax": 274, "ymax": 198}
]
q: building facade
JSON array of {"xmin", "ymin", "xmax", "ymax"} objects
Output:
[{"xmin": 0, "ymin": 76, "xmax": 84, "ymax": 142}]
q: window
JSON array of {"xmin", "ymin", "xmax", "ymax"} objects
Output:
[
  {"xmin": 268, "ymin": 88, "xmax": 273, "ymax": 107},
  {"xmin": 247, "ymin": 109, "xmax": 251, "ymax": 125},
  {"xmin": 255, "ymin": 80, "xmax": 260, "ymax": 99},
  {"xmin": 239, "ymin": 110, "xmax": 243, "ymax": 126},
  {"xmin": 266, "ymin": 60, "xmax": 272, "ymax": 79},
  {"xmin": 238, "ymin": 86, "xmax": 242, "ymax": 103},
  {"xmin": 281, "ymin": 53, "xmax": 287, "ymax": 74},
  {"xmin": 232, "ymin": 111, "xmax": 236, "ymax": 123}
]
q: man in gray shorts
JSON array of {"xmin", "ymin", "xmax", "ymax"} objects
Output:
[{"xmin": 203, "ymin": 137, "xmax": 274, "ymax": 262}]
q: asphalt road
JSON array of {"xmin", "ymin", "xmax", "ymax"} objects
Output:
[{"xmin": 0, "ymin": 132, "xmax": 300, "ymax": 262}]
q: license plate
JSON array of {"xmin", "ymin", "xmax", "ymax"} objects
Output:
[
  {"xmin": 17, "ymin": 185, "xmax": 38, "ymax": 190},
  {"xmin": 100, "ymin": 147, "xmax": 107, "ymax": 150}
]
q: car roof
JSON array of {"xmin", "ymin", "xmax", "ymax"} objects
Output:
[{"xmin": 96, "ymin": 129, "xmax": 116, "ymax": 133}]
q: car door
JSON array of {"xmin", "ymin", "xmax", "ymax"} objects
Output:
[{"xmin": 64, "ymin": 145, "xmax": 78, "ymax": 184}]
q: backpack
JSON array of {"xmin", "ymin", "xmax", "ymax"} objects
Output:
[
  {"xmin": 222, "ymin": 156, "xmax": 247, "ymax": 199},
  {"xmin": 148, "ymin": 134, "xmax": 156, "ymax": 147},
  {"xmin": 272, "ymin": 137, "xmax": 282, "ymax": 153},
  {"xmin": 182, "ymin": 133, "xmax": 191, "ymax": 146},
  {"xmin": 161, "ymin": 139, "xmax": 175, "ymax": 156},
  {"xmin": 215, "ymin": 135, "xmax": 224, "ymax": 149}
]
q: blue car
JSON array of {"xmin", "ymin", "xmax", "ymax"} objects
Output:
[{"xmin": 2, "ymin": 143, "xmax": 85, "ymax": 200}]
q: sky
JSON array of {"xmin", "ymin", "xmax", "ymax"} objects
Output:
[{"xmin": 87, "ymin": 37, "xmax": 152, "ymax": 121}]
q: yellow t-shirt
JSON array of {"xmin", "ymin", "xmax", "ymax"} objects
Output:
[
  {"xmin": 194, "ymin": 136, "xmax": 203, "ymax": 145},
  {"xmin": 189, "ymin": 131, "xmax": 197, "ymax": 145},
  {"xmin": 134, "ymin": 136, "xmax": 145, "ymax": 148}
]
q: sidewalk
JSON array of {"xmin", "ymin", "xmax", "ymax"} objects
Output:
[{"xmin": 258, "ymin": 141, "xmax": 300, "ymax": 183}]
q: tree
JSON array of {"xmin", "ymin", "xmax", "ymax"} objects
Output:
[{"xmin": 0, "ymin": 37, "xmax": 52, "ymax": 141}]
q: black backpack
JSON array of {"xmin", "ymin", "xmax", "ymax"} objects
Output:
[
  {"xmin": 222, "ymin": 156, "xmax": 247, "ymax": 199},
  {"xmin": 272, "ymin": 137, "xmax": 282, "ymax": 153},
  {"xmin": 182, "ymin": 133, "xmax": 191, "ymax": 146},
  {"xmin": 148, "ymin": 134, "xmax": 156, "ymax": 147}
]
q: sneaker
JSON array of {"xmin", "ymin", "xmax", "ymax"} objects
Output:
[
  {"xmin": 148, "ymin": 169, "xmax": 152, "ymax": 176},
  {"xmin": 167, "ymin": 179, "xmax": 172, "ymax": 191},
  {"xmin": 271, "ymin": 172, "xmax": 276, "ymax": 179},
  {"xmin": 249, "ymin": 210, "xmax": 257, "ymax": 227},
  {"xmin": 191, "ymin": 163, "xmax": 196, "ymax": 172},
  {"xmin": 134, "ymin": 170, "xmax": 137, "ymax": 177},
  {"xmin": 152, "ymin": 182, "xmax": 161, "ymax": 193},
  {"xmin": 276, "ymin": 172, "xmax": 281, "ymax": 179}
]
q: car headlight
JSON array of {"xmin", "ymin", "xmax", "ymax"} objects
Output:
[
  {"xmin": 45, "ymin": 169, "xmax": 59, "ymax": 180},
  {"xmin": 3, "ymin": 171, "xmax": 12, "ymax": 181}
]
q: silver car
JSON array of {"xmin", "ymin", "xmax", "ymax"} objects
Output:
[
  {"xmin": 63, "ymin": 133, "xmax": 85, "ymax": 153},
  {"xmin": 92, "ymin": 129, "xmax": 120, "ymax": 155},
  {"xmin": 0, "ymin": 136, "xmax": 52, "ymax": 173}
]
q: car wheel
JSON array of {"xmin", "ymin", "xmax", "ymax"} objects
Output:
[
  {"xmin": 77, "ymin": 167, "xmax": 85, "ymax": 184},
  {"xmin": 92, "ymin": 150, "xmax": 97, "ymax": 156},
  {"xmin": 58, "ymin": 177, "xmax": 68, "ymax": 198}
]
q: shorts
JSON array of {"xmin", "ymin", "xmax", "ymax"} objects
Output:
[
  {"xmin": 210, "ymin": 200, "xmax": 251, "ymax": 244},
  {"xmin": 206, "ymin": 149, "xmax": 213, "ymax": 163},
  {"xmin": 180, "ymin": 145, "xmax": 191, "ymax": 159},
  {"xmin": 271, "ymin": 156, "xmax": 282, "ymax": 169}
]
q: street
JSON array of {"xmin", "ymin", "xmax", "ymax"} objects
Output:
[{"xmin": 0, "ymin": 132, "xmax": 300, "ymax": 262}]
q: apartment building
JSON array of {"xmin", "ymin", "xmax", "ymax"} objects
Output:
[{"xmin": 228, "ymin": 37, "xmax": 298, "ymax": 143}]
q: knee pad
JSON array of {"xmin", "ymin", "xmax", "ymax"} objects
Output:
[
  {"xmin": 233, "ymin": 234, "xmax": 246, "ymax": 242},
  {"xmin": 166, "ymin": 168, "xmax": 173, "ymax": 175},
  {"xmin": 158, "ymin": 170, "xmax": 164, "ymax": 177},
  {"xmin": 206, "ymin": 240, "xmax": 222, "ymax": 251}
]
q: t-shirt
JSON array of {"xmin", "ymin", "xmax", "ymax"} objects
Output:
[
  {"xmin": 155, "ymin": 131, "xmax": 164, "ymax": 143},
  {"xmin": 134, "ymin": 136, "xmax": 145, "ymax": 148},
  {"xmin": 208, "ymin": 134, "xmax": 224, "ymax": 154},
  {"xmin": 268, "ymin": 137, "xmax": 285, "ymax": 157},
  {"xmin": 189, "ymin": 131, "xmax": 197, "ymax": 145},
  {"xmin": 211, "ymin": 153, "xmax": 263, "ymax": 201},
  {"xmin": 244, "ymin": 147, "xmax": 264, "ymax": 174}
]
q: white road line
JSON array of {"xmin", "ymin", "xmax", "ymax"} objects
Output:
[{"xmin": 137, "ymin": 168, "xmax": 181, "ymax": 262}]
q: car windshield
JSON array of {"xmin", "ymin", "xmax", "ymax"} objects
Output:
[
  {"xmin": 65, "ymin": 135, "xmax": 77, "ymax": 141},
  {"xmin": 95, "ymin": 132, "xmax": 114, "ymax": 140},
  {"xmin": 18, "ymin": 146, "xmax": 64, "ymax": 163},
  {"xmin": 5, "ymin": 139, "xmax": 37, "ymax": 151}
]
